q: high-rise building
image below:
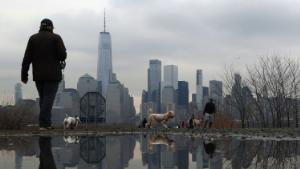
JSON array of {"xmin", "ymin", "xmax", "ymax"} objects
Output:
[
  {"xmin": 209, "ymin": 80, "xmax": 223, "ymax": 112},
  {"xmin": 231, "ymin": 73, "xmax": 242, "ymax": 119},
  {"xmin": 58, "ymin": 74, "xmax": 65, "ymax": 93},
  {"xmin": 177, "ymin": 81, "xmax": 189, "ymax": 108},
  {"xmin": 140, "ymin": 90, "xmax": 149, "ymax": 120},
  {"xmin": 148, "ymin": 59, "xmax": 162, "ymax": 112},
  {"xmin": 77, "ymin": 74, "xmax": 101, "ymax": 98},
  {"xmin": 196, "ymin": 69, "xmax": 203, "ymax": 111},
  {"xmin": 106, "ymin": 81, "xmax": 136, "ymax": 124},
  {"xmin": 192, "ymin": 93, "xmax": 197, "ymax": 103},
  {"xmin": 202, "ymin": 86, "xmax": 209, "ymax": 105},
  {"xmin": 161, "ymin": 86, "xmax": 176, "ymax": 113},
  {"xmin": 14, "ymin": 83, "xmax": 22, "ymax": 105},
  {"xmin": 97, "ymin": 11, "xmax": 113, "ymax": 97},
  {"xmin": 54, "ymin": 74, "xmax": 66, "ymax": 107},
  {"xmin": 163, "ymin": 65, "xmax": 178, "ymax": 90},
  {"xmin": 209, "ymin": 80, "xmax": 223, "ymax": 101}
]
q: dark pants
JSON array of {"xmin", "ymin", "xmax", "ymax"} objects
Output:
[{"xmin": 35, "ymin": 81, "xmax": 59, "ymax": 127}]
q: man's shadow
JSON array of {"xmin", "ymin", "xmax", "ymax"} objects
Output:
[{"xmin": 39, "ymin": 137, "xmax": 57, "ymax": 169}]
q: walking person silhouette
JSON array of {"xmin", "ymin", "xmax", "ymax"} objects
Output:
[
  {"xmin": 203, "ymin": 99, "xmax": 216, "ymax": 128},
  {"xmin": 21, "ymin": 18, "xmax": 67, "ymax": 130}
]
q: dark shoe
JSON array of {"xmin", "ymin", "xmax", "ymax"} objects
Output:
[
  {"xmin": 39, "ymin": 126, "xmax": 54, "ymax": 130},
  {"xmin": 46, "ymin": 126, "xmax": 54, "ymax": 130},
  {"xmin": 39, "ymin": 127, "xmax": 47, "ymax": 131}
]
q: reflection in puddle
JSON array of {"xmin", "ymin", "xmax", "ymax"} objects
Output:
[
  {"xmin": 39, "ymin": 137, "xmax": 56, "ymax": 169},
  {"xmin": 0, "ymin": 135, "xmax": 299, "ymax": 169},
  {"xmin": 148, "ymin": 134, "xmax": 175, "ymax": 151}
]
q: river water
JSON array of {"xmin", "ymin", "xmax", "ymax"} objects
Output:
[{"xmin": 0, "ymin": 134, "xmax": 299, "ymax": 169}]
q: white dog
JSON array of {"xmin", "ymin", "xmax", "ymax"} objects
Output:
[
  {"xmin": 63, "ymin": 115, "xmax": 80, "ymax": 129},
  {"xmin": 146, "ymin": 109, "xmax": 175, "ymax": 128},
  {"xmin": 63, "ymin": 136, "xmax": 80, "ymax": 144}
]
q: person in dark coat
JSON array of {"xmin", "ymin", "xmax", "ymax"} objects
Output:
[
  {"xmin": 142, "ymin": 118, "xmax": 148, "ymax": 128},
  {"xmin": 21, "ymin": 18, "xmax": 66, "ymax": 130},
  {"xmin": 203, "ymin": 99, "xmax": 216, "ymax": 128}
]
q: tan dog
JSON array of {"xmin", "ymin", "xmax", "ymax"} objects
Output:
[
  {"xmin": 146, "ymin": 109, "xmax": 175, "ymax": 128},
  {"xmin": 192, "ymin": 117, "xmax": 203, "ymax": 128},
  {"xmin": 148, "ymin": 134, "xmax": 175, "ymax": 151}
]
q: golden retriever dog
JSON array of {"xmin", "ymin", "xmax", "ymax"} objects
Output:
[
  {"xmin": 192, "ymin": 117, "xmax": 204, "ymax": 128},
  {"xmin": 146, "ymin": 109, "xmax": 175, "ymax": 128},
  {"xmin": 148, "ymin": 134, "xmax": 175, "ymax": 151}
]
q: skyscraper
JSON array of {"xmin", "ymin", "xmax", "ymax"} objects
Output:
[
  {"xmin": 148, "ymin": 59, "xmax": 162, "ymax": 112},
  {"xmin": 14, "ymin": 83, "xmax": 22, "ymax": 105},
  {"xmin": 54, "ymin": 74, "xmax": 65, "ymax": 107},
  {"xmin": 177, "ymin": 81, "xmax": 189, "ymax": 108},
  {"xmin": 209, "ymin": 80, "xmax": 223, "ymax": 101},
  {"xmin": 163, "ymin": 65, "xmax": 178, "ymax": 90},
  {"xmin": 202, "ymin": 86, "xmax": 209, "ymax": 104},
  {"xmin": 196, "ymin": 69, "xmax": 203, "ymax": 111},
  {"xmin": 231, "ymin": 73, "xmax": 242, "ymax": 119},
  {"xmin": 161, "ymin": 86, "xmax": 176, "ymax": 113},
  {"xmin": 77, "ymin": 74, "xmax": 101, "ymax": 98},
  {"xmin": 209, "ymin": 80, "xmax": 223, "ymax": 112},
  {"xmin": 177, "ymin": 81, "xmax": 189, "ymax": 122},
  {"xmin": 97, "ymin": 11, "xmax": 113, "ymax": 97}
]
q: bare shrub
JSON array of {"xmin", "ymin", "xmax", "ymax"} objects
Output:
[
  {"xmin": 223, "ymin": 55, "xmax": 300, "ymax": 128},
  {"xmin": 0, "ymin": 106, "xmax": 38, "ymax": 129}
]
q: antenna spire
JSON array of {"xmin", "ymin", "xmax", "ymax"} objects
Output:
[{"xmin": 104, "ymin": 9, "xmax": 106, "ymax": 32}]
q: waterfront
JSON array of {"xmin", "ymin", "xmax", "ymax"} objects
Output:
[{"xmin": 0, "ymin": 133, "xmax": 299, "ymax": 169}]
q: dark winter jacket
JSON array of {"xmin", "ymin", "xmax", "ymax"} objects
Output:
[
  {"xmin": 22, "ymin": 30, "xmax": 66, "ymax": 81},
  {"xmin": 203, "ymin": 102, "xmax": 216, "ymax": 115}
]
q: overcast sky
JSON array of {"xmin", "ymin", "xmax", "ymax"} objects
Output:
[{"xmin": 1, "ymin": 0, "xmax": 300, "ymax": 111}]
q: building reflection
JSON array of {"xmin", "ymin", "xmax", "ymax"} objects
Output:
[
  {"xmin": 140, "ymin": 134, "xmax": 222, "ymax": 169},
  {"xmin": 52, "ymin": 135, "xmax": 135, "ymax": 169},
  {"xmin": 0, "ymin": 135, "xmax": 300, "ymax": 169}
]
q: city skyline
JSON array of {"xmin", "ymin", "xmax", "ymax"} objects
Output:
[{"xmin": 1, "ymin": 0, "xmax": 300, "ymax": 111}]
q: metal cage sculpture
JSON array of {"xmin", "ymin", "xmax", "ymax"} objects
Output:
[{"xmin": 80, "ymin": 92, "xmax": 106, "ymax": 123}]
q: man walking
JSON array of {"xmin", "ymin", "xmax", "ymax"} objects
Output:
[
  {"xmin": 203, "ymin": 99, "xmax": 216, "ymax": 128},
  {"xmin": 21, "ymin": 18, "xmax": 67, "ymax": 130}
]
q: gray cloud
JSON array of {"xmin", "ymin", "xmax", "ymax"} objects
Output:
[{"xmin": 1, "ymin": 0, "xmax": 300, "ymax": 111}]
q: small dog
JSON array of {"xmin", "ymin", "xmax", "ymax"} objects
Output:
[
  {"xmin": 192, "ymin": 117, "xmax": 204, "ymax": 128},
  {"xmin": 63, "ymin": 136, "xmax": 80, "ymax": 144},
  {"xmin": 63, "ymin": 115, "xmax": 80, "ymax": 129},
  {"xmin": 146, "ymin": 109, "xmax": 175, "ymax": 128}
]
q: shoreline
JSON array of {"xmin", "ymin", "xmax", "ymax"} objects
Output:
[{"xmin": 1, "ymin": 128, "xmax": 300, "ymax": 140}]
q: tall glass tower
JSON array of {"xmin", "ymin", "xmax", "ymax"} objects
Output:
[
  {"xmin": 196, "ymin": 69, "xmax": 203, "ymax": 111},
  {"xmin": 14, "ymin": 83, "xmax": 22, "ymax": 105},
  {"xmin": 163, "ymin": 65, "xmax": 178, "ymax": 89},
  {"xmin": 147, "ymin": 59, "xmax": 162, "ymax": 112},
  {"xmin": 97, "ymin": 11, "xmax": 112, "ymax": 97}
]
